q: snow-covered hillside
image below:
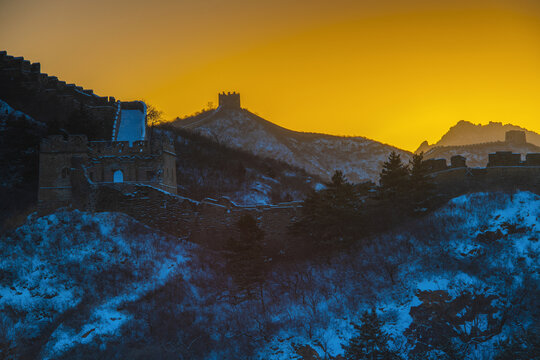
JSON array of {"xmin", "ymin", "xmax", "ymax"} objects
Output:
[
  {"xmin": 0, "ymin": 211, "xmax": 199, "ymax": 359},
  {"xmin": 156, "ymin": 126, "xmax": 319, "ymax": 205},
  {"xmin": 174, "ymin": 108, "xmax": 411, "ymax": 183},
  {"xmin": 2, "ymin": 192, "xmax": 538, "ymax": 359}
]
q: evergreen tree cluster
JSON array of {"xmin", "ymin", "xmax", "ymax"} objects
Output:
[
  {"xmin": 378, "ymin": 151, "xmax": 433, "ymax": 206},
  {"xmin": 294, "ymin": 152, "xmax": 435, "ymax": 250},
  {"xmin": 343, "ymin": 309, "xmax": 400, "ymax": 360},
  {"xmin": 292, "ymin": 170, "xmax": 364, "ymax": 248},
  {"xmin": 224, "ymin": 214, "xmax": 268, "ymax": 305}
]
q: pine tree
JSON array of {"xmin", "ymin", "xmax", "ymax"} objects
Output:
[
  {"xmin": 495, "ymin": 328, "xmax": 540, "ymax": 360},
  {"xmin": 378, "ymin": 151, "xmax": 409, "ymax": 199},
  {"xmin": 344, "ymin": 309, "xmax": 399, "ymax": 360},
  {"xmin": 225, "ymin": 214, "xmax": 267, "ymax": 303},
  {"xmin": 408, "ymin": 152, "xmax": 434, "ymax": 206},
  {"xmin": 295, "ymin": 170, "xmax": 363, "ymax": 247},
  {"xmin": 329, "ymin": 170, "xmax": 347, "ymax": 188}
]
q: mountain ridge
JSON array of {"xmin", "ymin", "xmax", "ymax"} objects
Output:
[
  {"xmin": 417, "ymin": 119, "xmax": 540, "ymax": 153},
  {"xmin": 173, "ymin": 106, "xmax": 412, "ymax": 183}
]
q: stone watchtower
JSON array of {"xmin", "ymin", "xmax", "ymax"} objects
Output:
[
  {"xmin": 38, "ymin": 99, "xmax": 178, "ymax": 209},
  {"xmin": 38, "ymin": 135, "xmax": 90, "ymax": 208},
  {"xmin": 505, "ymin": 130, "xmax": 526, "ymax": 145},
  {"xmin": 218, "ymin": 92, "xmax": 240, "ymax": 109},
  {"xmin": 38, "ymin": 135, "xmax": 178, "ymax": 208}
]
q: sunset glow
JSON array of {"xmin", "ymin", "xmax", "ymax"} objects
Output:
[{"xmin": 1, "ymin": 0, "xmax": 539, "ymax": 150}]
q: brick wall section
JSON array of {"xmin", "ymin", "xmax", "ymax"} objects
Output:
[
  {"xmin": 92, "ymin": 184, "xmax": 301, "ymax": 249},
  {"xmin": 76, "ymin": 166, "xmax": 540, "ymax": 250},
  {"xmin": 431, "ymin": 166, "xmax": 540, "ymax": 197},
  {"xmin": 0, "ymin": 51, "xmax": 116, "ymax": 139},
  {"xmin": 41, "ymin": 162, "xmax": 540, "ymax": 250}
]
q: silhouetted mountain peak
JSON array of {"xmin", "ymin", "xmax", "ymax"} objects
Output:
[
  {"xmin": 416, "ymin": 120, "xmax": 540, "ymax": 153},
  {"xmin": 416, "ymin": 140, "xmax": 430, "ymax": 154}
]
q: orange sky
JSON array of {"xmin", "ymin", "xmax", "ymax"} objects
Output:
[{"xmin": 1, "ymin": 0, "xmax": 540, "ymax": 151}]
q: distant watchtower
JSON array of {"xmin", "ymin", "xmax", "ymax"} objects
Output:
[
  {"xmin": 505, "ymin": 130, "xmax": 526, "ymax": 145},
  {"xmin": 218, "ymin": 92, "xmax": 240, "ymax": 109}
]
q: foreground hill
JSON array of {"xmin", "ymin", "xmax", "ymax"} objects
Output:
[
  {"xmin": 173, "ymin": 107, "xmax": 411, "ymax": 183},
  {"xmin": 1, "ymin": 192, "xmax": 538, "ymax": 359},
  {"xmin": 417, "ymin": 120, "xmax": 540, "ymax": 153},
  {"xmin": 155, "ymin": 124, "xmax": 320, "ymax": 205}
]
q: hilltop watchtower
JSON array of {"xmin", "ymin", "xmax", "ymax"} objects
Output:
[{"xmin": 218, "ymin": 92, "xmax": 240, "ymax": 109}]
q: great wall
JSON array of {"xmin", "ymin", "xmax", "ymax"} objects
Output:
[
  {"xmin": 3, "ymin": 50, "xmax": 540, "ymax": 249},
  {"xmin": 421, "ymin": 132, "xmax": 540, "ymax": 198}
]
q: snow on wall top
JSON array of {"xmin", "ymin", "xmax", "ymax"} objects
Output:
[{"xmin": 116, "ymin": 102, "xmax": 147, "ymax": 143}]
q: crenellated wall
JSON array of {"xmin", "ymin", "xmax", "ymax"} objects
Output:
[
  {"xmin": 92, "ymin": 183, "xmax": 301, "ymax": 250},
  {"xmin": 430, "ymin": 166, "xmax": 540, "ymax": 198},
  {"xmin": 0, "ymin": 50, "xmax": 117, "ymax": 140},
  {"xmin": 38, "ymin": 134, "xmax": 177, "ymax": 207}
]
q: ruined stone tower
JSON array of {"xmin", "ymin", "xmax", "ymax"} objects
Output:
[
  {"xmin": 218, "ymin": 92, "xmax": 240, "ymax": 109},
  {"xmin": 505, "ymin": 130, "xmax": 526, "ymax": 145}
]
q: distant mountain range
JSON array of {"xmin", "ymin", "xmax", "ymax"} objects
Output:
[
  {"xmin": 417, "ymin": 120, "xmax": 540, "ymax": 152},
  {"xmin": 417, "ymin": 120, "xmax": 540, "ymax": 167},
  {"xmin": 173, "ymin": 107, "xmax": 411, "ymax": 183}
]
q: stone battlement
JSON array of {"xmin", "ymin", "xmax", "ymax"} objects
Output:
[
  {"xmin": 89, "ymin": 139, "xmax": 174, "ymax": 156},
  {"xmin": 89, "ymin": 140, "xmax": 153, "ymax": 156},
  {"xmin": 40, "ymin": 135, "xmax": 89, "ymax": 153},
  {"xmin": 0, "ymin": 51, "xmax": 114, "ymax": 105},
  {"xmin": 120, "ymin": 101, "xmax": 146, "ymax": 111},
  {"xmin": 40, "ymin": 135, "xmax": 175, "ymax": 157},
  {"xmin": 0, "ymin": 50, "xmax": 118, "ymax": 139},
  {"xmin": 0, "ymin": 51, "xmax": 38, "ymax": 73},
  {"xmin": 425, "ymin": 151, "xmax": 540, "ymax": 173}
]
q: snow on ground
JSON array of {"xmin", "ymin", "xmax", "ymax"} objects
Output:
[
  {"xmin": 0, "ymin": 210, "xmax": 198, "ymax": 358},
  {"xmin": 116, "ymin": 106, "xmax": 146, "ymax": 143},
  {"xmin": 1, "ymin": 192, "xmax": 538, "ymax": 359},
  {"xmin": 257, "ymin": 191, "xmax": 540, "ymax": 359}
]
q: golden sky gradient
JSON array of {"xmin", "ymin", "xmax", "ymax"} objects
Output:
[{"xmin": 1, "ymin": 0, "xmax": 540, "ymax": 150}]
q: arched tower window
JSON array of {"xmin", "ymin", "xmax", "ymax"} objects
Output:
[{"xmin": 113, "ymin": 170, "xmax": 124, "ymax": 183}]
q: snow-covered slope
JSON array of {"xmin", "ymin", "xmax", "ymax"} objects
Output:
[
  {"xmin": 2, "ymin": 192, "xmax": 538, "ymax": 359},
  {"xmin": 156, "ymin": 126, "xmax": 319, "ymax": 205},
  {"xmin": 258, "ymin": 191, "xmax": 540, "ymax": 359},
  {"xmin": 174, "ymin": 108, "xmax": 411, "ymax": 183},
  {"xmin": 0, "ymin": 211, "xmax": 196, "ymax": 359}
]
